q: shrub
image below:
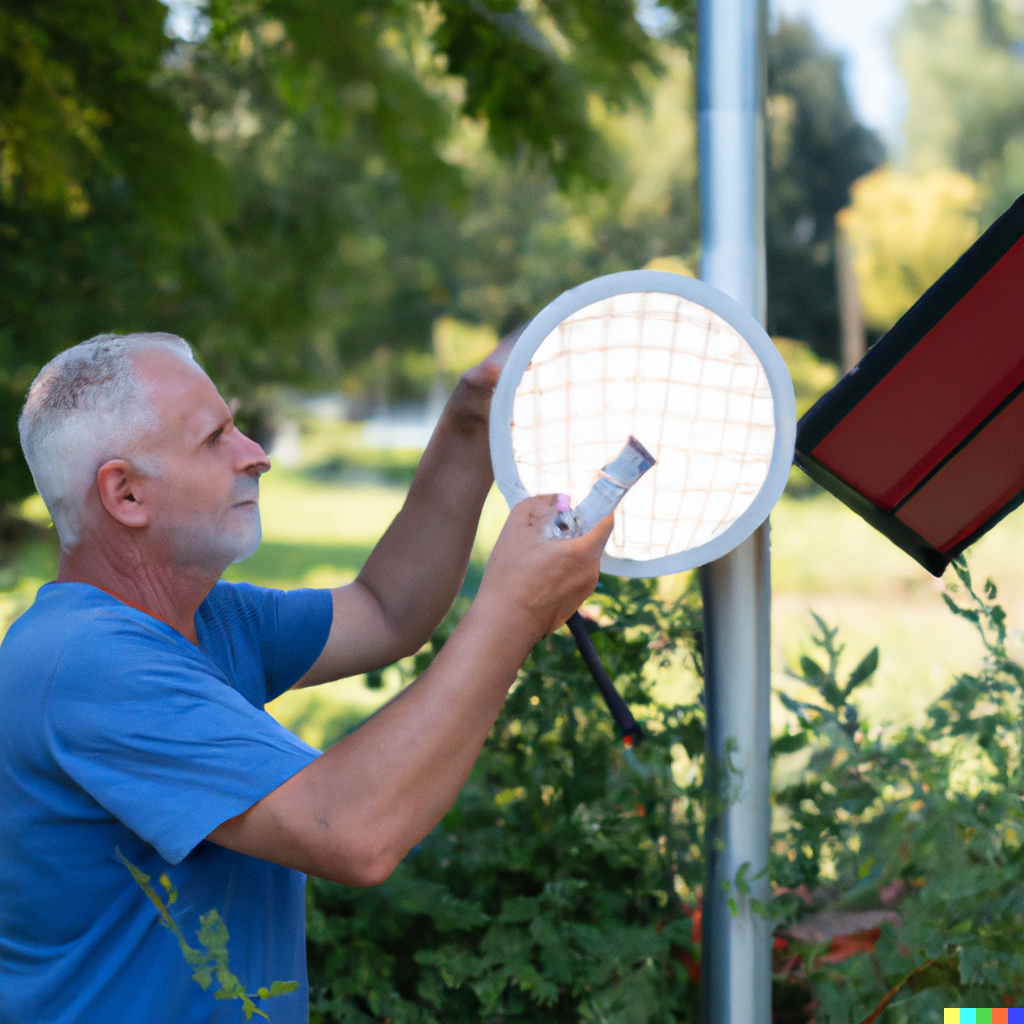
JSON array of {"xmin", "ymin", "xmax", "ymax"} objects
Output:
[
  {"xmin": 306, "ymin": 558, "xmax": 1024, "ymax": 1023},
  {"xmin": 773, "ymin": 558, "xmax": 1024, "ymax": 1021}
]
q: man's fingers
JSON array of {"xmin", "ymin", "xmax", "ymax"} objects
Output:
[
  {"xmin": 561, "ymin": 510, "xmax": 613, "ymax": 555},
  {"xmin": 528, "ymin": 495, "xmax": 615, "ymax": 551}
]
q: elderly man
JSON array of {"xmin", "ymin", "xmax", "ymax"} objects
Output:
[{"xmin": 0, "ymin": 332, "xmax": 611, "ymax": 1023}]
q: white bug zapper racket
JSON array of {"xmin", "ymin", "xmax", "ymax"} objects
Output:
[{"xmin": 490, "ymin": 270, "xmax": 797, "ymax": 742}]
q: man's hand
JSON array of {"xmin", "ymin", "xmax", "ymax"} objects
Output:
[
  {"xmin": 208, "ymin": 493, "xmax": 611, "ymax": 886},
  {"xmin": 476, "ymin": 494, "xmax": 613, "ymax": 640},
  {"xmin": 442, "ymin": 324, "xmax": 524, "ymax": 432}
]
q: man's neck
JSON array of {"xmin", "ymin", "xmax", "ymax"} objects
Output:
[{"xmin": 58, "ymin": 543, "xmax": 221, "ymax": 645}]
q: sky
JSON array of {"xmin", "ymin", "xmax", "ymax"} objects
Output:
[{"xmin": 771, "ymin": 0, "xmax": 909, "ymax": 155}]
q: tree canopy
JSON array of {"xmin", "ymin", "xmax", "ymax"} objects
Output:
[
  {"xmin": 832, "ymin": 0, "xmax": 1024, "ymax": 339},
  {"xmin": 839, "ymin": 166, "xmax": 982, "ymax": 332},
  {"xmin": 0, "ymin": 0, "xmax": 696, "ymax": 505},
  {"xmin": 896, "ymin": 0, "xmax": 1024, "ymax": 221},
  {"xmin": 0, "ymin": 2, "xmax": 883, "ymax": 509}
]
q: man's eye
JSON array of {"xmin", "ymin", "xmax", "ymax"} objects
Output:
[{"xmin": 207, "ymin": 429, "xmax": 224, "ymax": 446}]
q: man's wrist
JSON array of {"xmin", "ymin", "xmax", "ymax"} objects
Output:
[
  {"xmin": 459, "ymin": 594, "xmax": 545, "ymax": 664},
  {"xmin": 438, "ymin": 377, "xmax": 493, "ymax": 436}
]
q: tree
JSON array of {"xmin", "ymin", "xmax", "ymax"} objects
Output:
[
  {"xmin": 0, "ymin": 0, "xmax": 220, "ymax": 505},
  {"xmin": 0, "ymin": 0, "xmax": 696, "ymax": 511},
  {"xmin": 839, "ymin": 166, "xmax": 982, "ymax": 332},
  {"xmin": 895, "ymin": 0, "xmax": 1024, "ymax": 222},
  {"xmin": 765, "ymin": 20, "xmax": 885, "ymax": 363}
]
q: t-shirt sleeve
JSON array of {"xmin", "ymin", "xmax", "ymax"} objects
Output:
[
  {"xmin": 45, "ymin": 623, "xmax": 322, "ymax": 866},
  {"xmin": 264, "ymin": 585, "xmax": 334, "ymax": 701},
  {"xmin": 202, "ymin": 582, "xmax": 334, "ymax": 704}
]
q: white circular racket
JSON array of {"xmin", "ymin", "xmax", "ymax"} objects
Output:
[
  {"xmin": 490, "ymin": 270, "xmax": 796, "ymax": 578},
  {"xmin": 489, "ymin": 270, "xmax": 796, "ymax": 743}
]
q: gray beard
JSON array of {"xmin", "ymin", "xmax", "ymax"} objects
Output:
[
  {"xmin": 229, "ymin": 517, "xmax": 262, "ymax": 565},
  {"xmin": 168, "ymin": 509, "xmax": 263, "ymax": 571}
]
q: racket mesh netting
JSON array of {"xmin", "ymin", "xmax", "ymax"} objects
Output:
[{"xmin": 511, "ymin": 291, "xmax": 776, "ymax": 562}]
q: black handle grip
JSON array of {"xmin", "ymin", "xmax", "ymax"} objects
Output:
[{"xmin": 566, "ymin": 612, "xmax": 643, "ymax": 747}]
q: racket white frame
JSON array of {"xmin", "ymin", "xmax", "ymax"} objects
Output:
[{"xmin": 490, "ymin": 269, "xmax": 797, "ymax": 578}]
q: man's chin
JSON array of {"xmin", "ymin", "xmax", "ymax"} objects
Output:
[
  {"xmin": 228, "ymin": 522, "xmax": 262, "ymax": 566},
  {"xmin": 166, "ymin": 512, "xmax": 262, "ymax": 572}
]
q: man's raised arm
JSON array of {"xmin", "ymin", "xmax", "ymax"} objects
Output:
[
  {"xmin": 294, "ymin": 333, "xmax": 518, "ymax": 686},
  {"xmin": 209, "ymin": 499, "xmax": 613, "ymax": 885}
]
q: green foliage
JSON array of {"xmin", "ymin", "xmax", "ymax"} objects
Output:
[
  {"xmin": 306, "ymin": 575, "xmax": 706, "ymax": 1023},
  {"xmin": 0, "ymin": 368, "xmax": 34, "ymax": 505},
  {"xmin": 432, "ymin": 0, "xmax": 655, "ymax": 189},
  {"xmin": 772, "ymin": 558, "xmax": 1024, "ymax": 1021},
  {"xmin": 0, "ymin": 0, "xmax": 223, "ymax": 505},
  {"xmin": 306, "ymin": 556, "xmax": 1024, "ymax": 1022},
  {"xmin": 117, "ymin": 848, "xmax": 300, "ymax": 1020},
  {"xmin": 765, "ymin": 20, "xmax": 885, "ymax": 362},
  {"xmin": 2, "ymin": 2, "xmax": 890, "ymax": 517},
  {"xmin": 0, "ymin": 0, "xmax": 214, "ymax": 219},
  {"xmin": 0, "ymin": 0, "xmax": 697, "ymax": 510},
  {"xmin": 772, "ymin": 338, "xmax": 840, "ymax": 422},
  {"xmin": 896, "ymin": 0, "xmax": 1024, "ymax": 222},
  {"xmin": 774, "ymin": 337, "xmax": 840, "ymax": 499},
  {"xmin": 839, "ymin": 166, "xmax": 982, "ymax": 332}
]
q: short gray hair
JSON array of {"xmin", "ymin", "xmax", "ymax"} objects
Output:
[{"xmin": 18, "ymin": 332, "xmax": 195, "ymax": 548}]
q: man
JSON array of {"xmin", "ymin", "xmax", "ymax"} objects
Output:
[{"xmin": 0, "ymin": 332, "xmax": 611, "ymax": 1023}]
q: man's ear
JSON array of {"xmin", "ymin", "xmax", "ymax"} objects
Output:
[{"xmin": 96, "ymin": 460, "xmax": 150, "ymax": 528}]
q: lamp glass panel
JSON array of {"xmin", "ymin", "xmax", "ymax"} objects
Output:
[{"xmin": 510, "ymin": 291, "xmax": 776, "ymax": 561}]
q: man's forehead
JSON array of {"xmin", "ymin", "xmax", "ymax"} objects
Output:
[{"xmin": 134, "ymin": 347, "xmax": 227, "ymax": 433}]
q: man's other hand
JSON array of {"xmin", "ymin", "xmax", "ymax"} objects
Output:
[{"xmin": 444, "ymin": 324, "xmax": 524, "ymax": 431}]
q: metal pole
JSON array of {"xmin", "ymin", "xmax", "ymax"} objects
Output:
[{"xmin": 697, "ymin": 0, "xmax": 772, "ymax": 1022}]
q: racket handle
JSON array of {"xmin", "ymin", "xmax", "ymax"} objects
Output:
[{"xmin": 566, "ymin": 612, "xmax": 643, "ymax": 747}]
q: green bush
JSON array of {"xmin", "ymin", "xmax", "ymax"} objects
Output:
[
  {"xmin": 306, "ymin": 558, "xmax": 1024, "ymax": 1023},
  {"xmin": 773, "ymin": 558, "xmax": 1024, "ymax": 1021}
]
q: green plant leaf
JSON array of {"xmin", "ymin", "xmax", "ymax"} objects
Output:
[
  {"xmin": 772, "ymin": 730, "xmax": 809, "ymax": 754},
  {"xmin": 844, "ymin": 647, "xmax": 879, "ymax": 695}
]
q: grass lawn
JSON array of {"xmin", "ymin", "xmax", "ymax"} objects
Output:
[
  {"xmin": 6, "ymin": 428, "xmax": 1024, "ymax": 749},
  {"xmin": 770, "ymin": 488, "xmax": 1013, "ymax": 730}
]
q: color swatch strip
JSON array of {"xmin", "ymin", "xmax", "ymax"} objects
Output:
[{"xmin": 945, "ymin": 1011, "xmax": 1024, "ymax": 1023}]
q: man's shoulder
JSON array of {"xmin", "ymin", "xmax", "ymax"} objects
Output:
[
  {"xmin": 0, "ymin": 583, "xmax": 202, "ymax": 701},
  {"xmin": 199, "ymin": 580, "xmax": 334, "ymax": 702},
  {"xmin": 202, "ymin": 578, "xmax": 275, "ymax": 615},
  {"xmin": 4, "ymin": 582, "xmax": 173, "ymax": 652},
  {"xmin": 200, "ymin": 579, "xmax": 332, "ymax": 636}
]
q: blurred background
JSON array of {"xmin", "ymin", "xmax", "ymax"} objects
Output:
[{"xmin": 3, "ymin": 0, "xmax": 1024, "ymax": 740}]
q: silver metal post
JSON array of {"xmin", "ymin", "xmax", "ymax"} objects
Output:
[{"xmin": 697, "ymin": 0, "xmax": 773, "ymax": 1021}]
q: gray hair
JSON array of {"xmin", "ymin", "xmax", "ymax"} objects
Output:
[{"xmin": 18, "ymin": 332, "xmax": 195, "ymax": 548}]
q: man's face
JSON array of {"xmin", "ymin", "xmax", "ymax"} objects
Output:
[{"xmin": 131, "ymin": 348, "xmax": 271, "ymax": 570}]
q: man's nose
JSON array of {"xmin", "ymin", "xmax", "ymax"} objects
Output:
[{"xmin": 238, "ymin": 430, "xmax": 272, "ymax": 477}]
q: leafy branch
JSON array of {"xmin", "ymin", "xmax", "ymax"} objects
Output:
[{"xmin": 116, "ymin": 848, "xmax": 298, "ymax": 1020}]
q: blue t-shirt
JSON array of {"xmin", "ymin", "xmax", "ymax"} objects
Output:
[{"xmin": 0, "ymin": 580, "xmax": 334, "ymax": 1024}]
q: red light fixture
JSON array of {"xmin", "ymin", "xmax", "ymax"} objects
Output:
[{"xmin": 796, "ymin": 194, "xmax": 1024, "ymax": 575}]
